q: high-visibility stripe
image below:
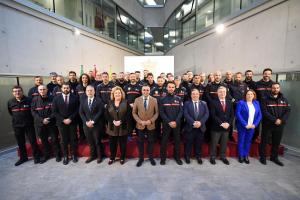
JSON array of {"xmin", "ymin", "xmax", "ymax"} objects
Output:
[
  {"xmin": 266, "ymin": 104, "xmax": 289, "ymax": 107},
  {"xmin": 100, "ymin": 91, "xmax": 111, "ymax": 93},
  {"xmin": 35, "ymin": 105, "xmax": 52, "ymax": 110},
  {"xmin": 11, "ymin": 108, "xmax": 30, "ymax": 112},
  {"xmin": 162, "ymin": 103, "xmax": 180, "ymax": 106},
  {"xmin": 127, "ymin": 91, "xmax": 140, "ymax": 95},
  {"xmin": 256, "ymin": 88, "xmax": 271, "ymax": 91}
]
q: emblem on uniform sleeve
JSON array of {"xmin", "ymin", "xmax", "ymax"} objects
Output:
[{"xmin": 155, "ymin": 91, "xmax": 158, "ymax": 94}]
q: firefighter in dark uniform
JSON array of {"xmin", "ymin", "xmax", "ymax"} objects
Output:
[
  {"xmin": 116, "ymin": 72, "xmax": 128, "ymax": 89},
  {"xmin": 7, "ymin": 86, "xmax": 41, "ymax": 166},
  {"xmin": 31, "ymin": 85, "xmax": 61, "ymax": 163},
  {"xmin": 28, "ymin": 76, "xmax": 43, "ymax": 100},
  {"xmin": 223, "ymin": 71, "xmax": 234, "ymax": 86},
  {"xmin": 124, "ymin": 73, "xmax": 141, "ymax": 134},
  {"xmin": 188, "ymin": 74, "xmax": 205, "ymax": 101},
  {"xmin": 181, "ymin": 73, "xmax": 191, "ymax": 91},
  {"xmin": 254, "ymin": 68, "xmax": 274, "ymax": 142},
  {"xmin": 174, "ymin": 76, "xmax": 188, "ymax": 102},
  {"xmin": 96, "ymin": 72, "xmax": 115, "ymax": 107},
  {"xmin": 228, "ymin": 72, "xmax": 248, "ymax": 142},
  {"xmin": 159, "ymin": 81, "xmax": 183, "ymax": 165},
  {"xmin": 151, "ymin": 76, "xmax": 167, "ymax": 140},
  {"xmin": 259, "ymin": 82, "xmax": 290, "ymax": 166},
  {"xmin": 52, "ymin": 83, "xmax": 79, "ymax": 165},
  {"xmin": 67, "ymin": 71, "xmax": 78, "ymax": 95},
  {"xmin": 47, "ymin": 72, "xmax": 58, "ymax": 97},
  {"xmin": 146, "ymin": 73, "xmax": 157, "ymax": 90},
  {"xmin": 52, "ymin": 75, "xmax": 64, "ymax": 96},
  {"xmin": 244, "ymin": 69, "xmax": 257, "ymax": 90}
]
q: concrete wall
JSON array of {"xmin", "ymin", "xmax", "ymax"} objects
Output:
[
  {"xmin": 0, "ymin": 0, "xmax": 142, "ymax": 76},
  {"xmin": 166, "ymin": 0, "xmax": 300, "ymax": 75}
]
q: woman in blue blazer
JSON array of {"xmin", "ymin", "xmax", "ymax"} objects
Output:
[{"xmin": 236, "ymin": 90, "xmax": 262, "ymax": 164}]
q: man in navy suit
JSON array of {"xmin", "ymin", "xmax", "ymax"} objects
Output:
[
  {"xmin": 184, "ymin": 88, "xmax": 209, "ymax": 164},
  {"xmin": 209, "ymin": 86, "xmax": 234, "ymax": 165},
  {"xmin": 79, "ymin": 85, "xmax": 105, "ymax": 164},
  {"xmin": 52, "ymin": 83, "xmax": 79, "ymax": 165}
]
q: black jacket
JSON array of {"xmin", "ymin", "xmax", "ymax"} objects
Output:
[
  {"xmin": 243, "ymin": 79, "xmax": 256, "ymax": 90},
  {"xmin": 31, "ymin": 95, "xmax": 55, "ymax": 127},
  {"xmin": 159, "ymin": 93, "xmax": 183, "ymax": 125},
  {"xmin": 205, "ymin": 82, "xmax": 232, "ymax": 104},
  {"xmin": 96, "ymin": 82, "xmax": 114, "ymax": 105},
  {"xmin": 52, "ymin": 94, "xmax": 79, "ymax": 126},
  {"xmin": 47, "ymin": 82, "xmax": 58, "ymax": 96},
  {"xmin": 7, "ymin": 96, "xmax": 33, "ymax": 128},
  {"xmin": 188, "ymin": 83, "xmax": 206, "ymax": 101},
  {"xmin": 209, "ymin": 99, "xmax": 234, "ymax": 131},
  {"xmin": 261, "ymin": 93, "xmax": 291, "ymax": 125},
  {"xmin": 151, "ymin": 86, "xmax": 167, "ymax": 103},
  {"xmin": 52, "ymin": 85, "xmax": 62, "ymax": 97},
  {"xmin": 124, "ymin": 83, "xmax": 141, "ymax": 104},
  {"xmin": 175, "ymin": 85, "xmax": 188, "ymax": 102},
  {"xmin": 79, "ymin": 97, "xmax": 104, "ymax": 126},
  {"xmin": 255, "ymin": 79, "xmax": 274, "ymax": 101},
  {"xmin": 76, "ymin": 84, "xmax": 88, "ymax": 103},
  {"xmin": 68, "ymin": 80, "xmax": 78, "ymax": 95},
  {"xmin": 28, "ymin": 86, "xmax": 39, "ymax": 100},
  {"xmin": 229, "ymin": 81, "xmax": 248, "ymax": 103}
]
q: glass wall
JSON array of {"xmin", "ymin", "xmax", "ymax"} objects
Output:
[
  {"xmin": 27, "ymin": 0, "xmax": 144, "ymax": 52},
  {"xmin": 164, "ymin": 0, "xmax": 269, "ymax": 52}
]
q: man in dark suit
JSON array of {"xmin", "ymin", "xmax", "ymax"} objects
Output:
[
  {"xmin": 52, "ymin": 83, "xmax": 79, "ymax": 165},
  {"xmin": 209, "ymin": 86, "xmax": 234, "ymax": 165},
  {"xmin": 79, "ymin": 85, "xmax": 104, "ymax": 164},
  {"xmin": 184, "ymin": 88, "xmax": 209, "ymax": 164}
]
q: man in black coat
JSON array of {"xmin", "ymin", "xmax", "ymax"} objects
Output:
[
  {"xmin": 31, "ymin": 85, "xmax": 61, "ymax": 163},
  {"xmin": 209, "ymin": 86, "xmax": 234, "ymax": 165},
  {"xmin": 7, "ymin": 86, "xmax": 41, "ymax": 166},
  {"xmin": 52, "ymin": 83, "xmax": 79, "ymax": 165},
  {"xmin": 79, "ymin": 85, "xmax": 104, "ymax": 164},
  {"xmin": 260, "ymin": 83, "xmax": 291, "ymax": 166}
]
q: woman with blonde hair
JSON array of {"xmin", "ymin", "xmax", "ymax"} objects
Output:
[{"xmin": 105, "ymin": 86, "xmax": 130, "ymax": 165}]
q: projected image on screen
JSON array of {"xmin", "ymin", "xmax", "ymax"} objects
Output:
[{"xmin": 124, "ymin": 56, "xmax": 174, "ymax": 78}]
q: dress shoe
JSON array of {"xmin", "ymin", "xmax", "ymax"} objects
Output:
[
  {"xmin": 40, "ymin": 156, "xmax": 50, "ymax": 164},
  {"xmin": 120, "ymin": 159, "xmax": 125, "ymax": 165},
  {"xmin": 221, "ymin": 158, "xmax": 230, "ymax": 165},
  {"xmin": 97, "ymin": 157, "xmax": 103, "ymax": 164},
  {"xmin": 15, "ymin": 158, "xmax": 28, "ymax": 166},
  {"xmin": 238, "ymin": 156, "xmax": 244, "ymax": 163},
  {"xmin": 149, "ymin": 158, "xmax": 156, "ymax": 166},
  {"xmin": 160, "ymin": 159, "xmax": 166, "ymax": 165},
  {"xmin": 85, "ymin": 157, "xmax": 96, "ymax": 164},
  {"xmin": 56, "ymin": 156, "xmax": 62, "ymax": 162},
  {"xmin": 244, "ymin": 157, "xmax": 250, "ymax": 164},
  {"xmin": 72, "ymin": 155, "xmax": 78, "ymax": 163},
  {"xmin": 175, "ymin": 159, "xmax": 183, "ymax": 165},
  {"xmin": 184, "ymin": 156, "xmax": 191, "ymax": 164},
  {"xmin": 63, "ymin": 157, "xmax": 69, "ymax": 165},
  {"xmin": 34, "ymin": 157, "xmax": 40, "ymax": 164},
  {"xmin": 210, "ymin": 158, "xmax": 216, "ymax": 165},
  {"xmin": 136, "ymin": 159, "xmax": 144, "ymax": 167},
  {"xmin": 270, "ymin": 157, "xmax": 284, "ymax": 166},
  {"xmin": 196, "ymin": 158, "xmax": 203, "ymax": 165},
  {"xmin": 108, "ymin": 159, "xmax": 114, "ymax": 165},
  {"xmin": 259, "ymin": 157, "xmax": 267, "ymax": 165}
]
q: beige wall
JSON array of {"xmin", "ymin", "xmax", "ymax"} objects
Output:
[
  {"xmin": 0, "ymin": 0, "xmax": 142, "ymax": 76},
  {"xmin": 166, "ymin": 0, "xmax": 300, "ymax": 75}
]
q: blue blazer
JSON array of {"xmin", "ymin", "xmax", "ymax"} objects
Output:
[
  {"xmin": 235, "ymin": 100, "xmax": 262, "ymax": 129},
  {"xmin": 184, "ymin": 100, "xmax": 209, "ymax": 132}
]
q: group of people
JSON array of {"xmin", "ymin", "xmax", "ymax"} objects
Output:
[{"xmin": 7, "ymin": 68, "xmax": 291, "ymax": 167}]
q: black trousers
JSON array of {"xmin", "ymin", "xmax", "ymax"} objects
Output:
[
  {"xmin": 210, "ymin": 130, "xmax": 229, "ymax": 159},
  {"xmin": 109, "ymin": 135, "xmax": 127, "ymax": 160},
  {"xmin": 160, "ymin": 123, "xmax": 181, "ymax": 160},
  {"xmin": 58, "ymin": 123, "xmax": 78, "ymax": 157},
  {"xmin": 14, "ymin": 126, "xmax": 40, "ymax": 159},
  {"xmin": 259, "ymin": 123, "xmax": 284, "ymax": 159},
  {"xmin": 137, "ymin": 129, "xmax": 155, "ymax": 159},
  {"xmin": 77, "ymin": 114, "xmax": 85, "ymax": 139},
  {"xmin": 185, "ymin": 128, "xmax": 204, "ymax": 158},
  {"xmin": 84, "ymin": 124, "xmax": 104, "ymax": 158},
  {"xmin": 36, "ymin": 125, "xmax": 61, "ymax": 157},
  {"xmin": 155, "ymin": 116, "xmax": 162, "ymax": 141}
]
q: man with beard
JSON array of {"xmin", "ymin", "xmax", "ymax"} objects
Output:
[
  {"xmin": 181, "ymin": 73, "xmax": 191, "ymax": 90},
  {"xmin": 188, "ymin": 74, "xmax": 205, "ymax": 101},
  {"xmin": 146, "ymin": 73, "xmax": 157, "ymax": 90},
  {"xmin": 159, "ymin": 82, "xmax": 183, "ymax": 166},
  {"xmin": 52, "ymin": 75, "xmax": 64, "ymax": 96},
  {"xmin": 116, "ymin": 72, "xmax": 128, "ymax": 89},
  {"xmin": 259, "ymin": 83, "xmax": 290, "ymax": 166},
  {"xmin": 244, "ymin": 70, "xmax": 256, "ymax": 90},
  {"xmin": 68, "ymin": 71, "xmax": 79, "ymax": 95},
  {"xmin": 223, "ymin": 71, "xmax": 234, "ymax": 86},
  {"xmin": 52, "ymin": 83, "xmax": 79, "ymax": 165}
]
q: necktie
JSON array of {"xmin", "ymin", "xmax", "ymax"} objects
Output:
[
  {"xmin": 144, "ymin": 98, "xmax": 147, "ymax": 110},
  {"xmin": 194, "ymin": 102, "xmax": 199, "ymax": 118},
  {"xmin": 221, "ymin": 101, "xmax": 226, "ymax": 112},
  {"xmin": 88, "ymin": 99, "xmax": 92, "ymax": 110},
  {"xmin": 64, "ymin": 95, "xmax": 68, "ymax": 106}
]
